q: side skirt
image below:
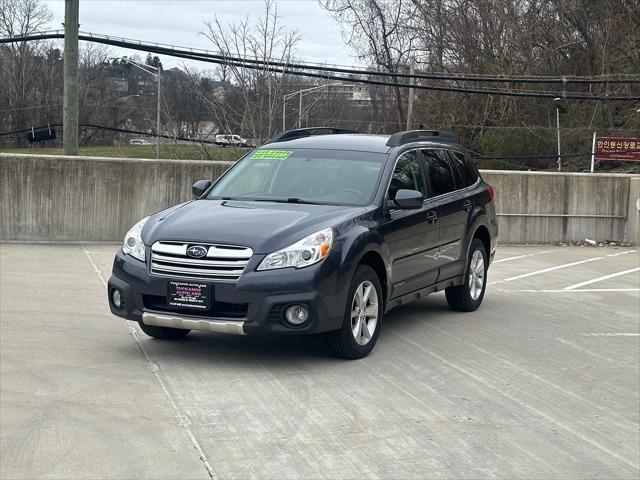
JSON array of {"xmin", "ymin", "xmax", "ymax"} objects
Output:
[{"xmin": 385, "ymin": 275, "xmax": 464, "ymax": 313}]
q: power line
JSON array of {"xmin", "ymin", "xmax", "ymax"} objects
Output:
[
  {"xmin": 0, "ymin": 123, "xmax": 220, "ymax": 144},
  {"xmin": 303, "ymin": 117, "xmax": 640, "ymax": 130},
  {"xmin": 139, "ymin": 47, "xmax": 640, "ymax": 101},
  {"xmin": 6, "ymin": 107, "xmax": 636, "ymax": 133},
  {"xmin": 0, "ymin": 123, "xmax": 601, "ymax": 166},
  {"xmin": 3, "ymin": 30, "xmax": 638, "ymax": 85},
  {"xmin": 0, "ymin": 103, "xmax": 62, "ymax": 112},
  {"xmin": 1, "ymin": 30, "xmax": 639, "ymax": 101}
]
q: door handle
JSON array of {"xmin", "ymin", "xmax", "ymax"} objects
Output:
[
  {"xmin": 426, "ymin": 211, "xmax": 438, "ymax": 224},
  {"xmin": 463, "ymin": 200, "xmax": 472, "ymax": 212}
]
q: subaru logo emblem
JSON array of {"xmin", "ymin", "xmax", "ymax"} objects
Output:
[{"xmin": 186, "ymin": 245, "xmax": 208, "ymax": 258}]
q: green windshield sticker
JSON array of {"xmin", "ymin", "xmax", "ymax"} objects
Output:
[{"xmin": 251, "ymin": 150, "xmax": 293, "ymax": 160}]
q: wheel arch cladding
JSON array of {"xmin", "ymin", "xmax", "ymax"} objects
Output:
[
  {"xmin": 358, "ymin": 250, "xmax": 388, "ymax": 304},
  {"xmin": 473, "ymin": 225, "xmax": 491, "ymax": 256}
]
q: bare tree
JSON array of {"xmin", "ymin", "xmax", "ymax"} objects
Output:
[
  {"xmin": 320, "ymin": 0, "xmax": 640, "ymax": 170},
  {"xmin": 0, "ymin": 0, "xmax": 52, "ymax": 144},
  {"xmin": 202, "ymin": 0, "xmax": 300, "ymax": 143},
  {"xmin": 321, "ymin": 0, "xmax": 420, "ymax": 129}
]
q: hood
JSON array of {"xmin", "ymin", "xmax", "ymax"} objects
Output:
[{"xmin": 143, "ymin": 199, "xmax": 363, "ymax": 254}]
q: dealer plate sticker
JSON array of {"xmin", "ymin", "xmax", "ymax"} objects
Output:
[
  {"xmin": 168, "ymin": 282, "xmax": 210, "ymax": 310},
  {"xmin": 250, "ymin": 150, "xmax": 293, "ymax": 160}
]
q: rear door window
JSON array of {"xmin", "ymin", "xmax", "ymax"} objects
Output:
[
  {"xmin": 421, "ymin": 149, "xmax": 456, "ymax": 197},
  {"xmin": 448, "ymin": 151, "xmax": 479, "ymax": 188}
]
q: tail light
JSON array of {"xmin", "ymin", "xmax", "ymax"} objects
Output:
[{"xmin": 487, "ymin": 184, "xmax": 495, "ymax": 201}]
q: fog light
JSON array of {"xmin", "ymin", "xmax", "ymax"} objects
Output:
[
  {"xmin": 112, "ymin": 289, "xmax": 123, "ymax": 309},
  {"xmin": 285, "ymin": 304, "xmax": 309, "ymax": 325}
]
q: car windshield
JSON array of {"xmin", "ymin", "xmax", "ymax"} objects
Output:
[{"xmin": 208, "ymin": 148, "xmax": 387, "ymax": 206}]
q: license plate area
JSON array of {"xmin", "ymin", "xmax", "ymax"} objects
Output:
[{"xmin": 168, "ymin": 281, "xmax": 210, "ymax": 310}]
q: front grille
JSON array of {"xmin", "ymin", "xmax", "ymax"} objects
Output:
[{"xmin": 150, "ymin": 241, "xmax": 253, "ymax": 281}]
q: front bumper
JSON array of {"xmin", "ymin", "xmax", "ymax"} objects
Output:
[
  {"xmin": 141, "ymin": 312, "xmax": 246, "ymax": 335},
  {"xmin": 107, "ymin": 248, "xmax": 348, "ymax": 336}
]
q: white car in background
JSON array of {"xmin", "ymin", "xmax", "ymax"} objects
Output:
[
  {"xmin": 214, "ymin": 134, "xmax": 250, "ymax": 147},
  {"xmin": 129, "ymin": 138, "xmax": 152, "ymax": 145}
]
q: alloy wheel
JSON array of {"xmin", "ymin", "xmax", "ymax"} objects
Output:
[
  {"xmin": 468, "ymin": 250, "xmax": 485, "ymax": 300},
  {"xmin": 351, "ymin": 280, "xmax": 379, "ymax": 346}
]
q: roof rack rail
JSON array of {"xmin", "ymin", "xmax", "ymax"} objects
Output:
[
  {"xmin": 265, "ymin": 127, "xmax": 357, "ymax": 144},
  {"xmin": 386, "ymin": 130, "xmax": 457, "ymax": 147}
]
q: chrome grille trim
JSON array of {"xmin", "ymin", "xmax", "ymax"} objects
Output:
[
  {"xmin": 150, "ymin": 241, "xmax": 253, "ymax": 281},
  {"xmin": 151, "ymin": 253, "xmax": 248, "ymax": 268}
]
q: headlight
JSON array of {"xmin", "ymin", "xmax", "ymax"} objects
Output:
[
  {"xmin": 257, "ymin": 227, "xmax": 333, "ymax": 271},
  {"xmin": 122, "ymin": 216, "xmax": 149, "ymax": 262}
]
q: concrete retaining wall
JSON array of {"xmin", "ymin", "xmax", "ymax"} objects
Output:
[
  {"xmin": 628, "ymin": 177, "xmax": 640, "ymax": 245},
  {"xmin": 482, "ymin": 170, "xmax": 637, "ymax": 244},
  {"xmin": 0, "ymin": 154, "xmax": 232, "ymax": 241},
  {"xmin": 1, "ymin": 153, "xmax": 639, "ymax": 244}
]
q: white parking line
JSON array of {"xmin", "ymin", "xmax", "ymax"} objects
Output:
[
  {"xmin": 391, "ymin": 330, "xmax": 640, "ymax": 470},
  {"xmin": 606, "ymin": 249, "xmax": 638, "ymax": 257},
  {"xmin": 582, "ymin": 333, "xmax": 640, "ymax": 337},
  {"xmin": 81, "ymin": 246, "xmax": 217, "ymax": 480},
  {"xmin": 564, "ymin": 267, "xmax": 640, "ymax": 291},
  {"xmin": 498, "ymin": 288, "xmax": 640, "ymax": 293},
  {"xmin": 493, "ymin": 250, "xmax": 551, "ymax": 264},
  {"xmin": 490, "ymin": 249, "xmax": 639, "ymax": 285},
  {"xmin": 491, "ymin": 257, "xmax": 603, "ymax": 284}
]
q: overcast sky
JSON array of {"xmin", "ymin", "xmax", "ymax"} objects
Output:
[{"xmin": 43, "ymin": 0, "xmax": 357, "ymax": 71}]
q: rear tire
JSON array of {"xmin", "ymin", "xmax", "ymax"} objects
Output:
[
  {"xmin": 138, "ymin": 321, "xmax": 191, "ymax": 340},
  {"xmin": 445, "ymin": 238, "xmax": 487, "ymax": 312},
  {"xmin": 326, "ymin": 265, "xmax": 383, "ymax": 359}
]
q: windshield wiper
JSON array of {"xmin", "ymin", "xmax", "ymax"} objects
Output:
[
  {"xmin": 216, "ymin": 196, "xmax": 323, "ymax": 205},
  {"xmin": 253, "ymin": 197, "xmax": 320, "ymax": 205},
  {"xmin": 286, "ymin": 197, "xmax": 320, "ymax": 205}
]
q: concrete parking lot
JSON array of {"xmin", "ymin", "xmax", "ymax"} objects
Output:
[{"xmin": 1, "ymin": 244, "xmax": 638, "ymax": 479}]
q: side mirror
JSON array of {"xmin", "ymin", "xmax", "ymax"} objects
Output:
[
  {"xmin": 192, "ymin": 179, "xmax": 212, "ymax": 199},
  {"xmin": 393, "ymin": 189, "xmax": 423, "ymax": 209}
]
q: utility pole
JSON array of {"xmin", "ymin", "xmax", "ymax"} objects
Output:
[
  {"xmin": 63, "ymin": 0, "xmax": 79, "ymax": 155},
  {"xmin": 406, "ymin": 57, "xmax": 415, "ymax": 131},
  {"xmin": 156, "ymin": 68, "xmax": 161, "ymax": 159}
]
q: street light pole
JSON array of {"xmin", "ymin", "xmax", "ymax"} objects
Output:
[
  {"xmin": 282, "ymin": 83, "xmax": 350, "ymax": 131},
  {"xmin": 298, "ymin": 90, "xmax": 303, "ymax": 128},
  {"xmin": 114, "ymin": 57, "xmax": 161, "ymax": 158},
  {"xmin": 282, "ymin": 99, "xmax": 286, "ymax": 131},
  {"xmin": 553, "ymin": 97, "xmax": 562, "ymax": 172},
  {"xmin": 406, "ymin": 57, "xmax": 415, "ymax": 130}
]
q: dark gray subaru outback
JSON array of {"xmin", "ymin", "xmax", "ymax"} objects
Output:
[{"xmin": 108, "ymin": 128, "xmax": 498, "ymax": 358}]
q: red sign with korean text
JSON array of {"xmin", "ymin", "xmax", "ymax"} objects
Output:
[{"xmin": 595, "ymin": 136, "xmax": 640, "ymax": 161}]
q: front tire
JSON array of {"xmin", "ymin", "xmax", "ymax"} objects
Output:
[
  {"xmin": 445, "ymin": 238, "xmax": 487, "ymax": 312},
  {"xmin": 326, "ymin": 265, "xmax": 383, "ymax": 359},
  {"xmin": 138, "ymin": 321, "xmax": 191, "ymax": 340}
]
